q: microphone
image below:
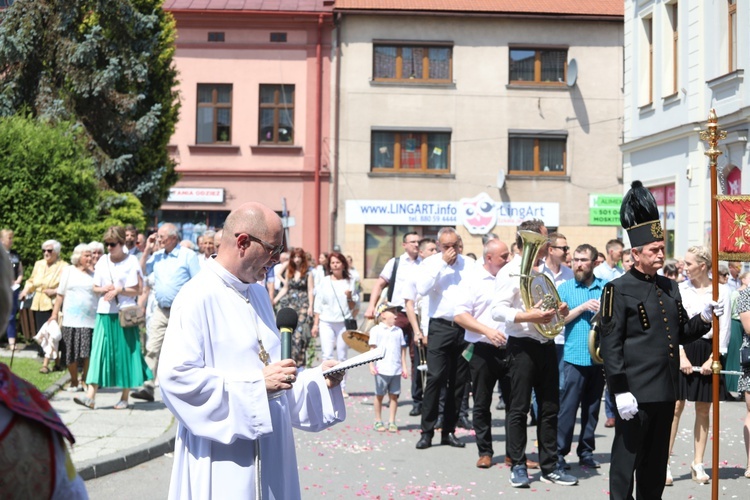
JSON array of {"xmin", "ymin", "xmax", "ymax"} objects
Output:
[{"xmin": 276, "ymin": 307, "xmax": 298, "ymax": 360}]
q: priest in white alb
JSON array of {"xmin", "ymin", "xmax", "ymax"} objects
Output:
[{"xmin": 158, "ymin": 202, "xmax": 347, "ymax": 499}]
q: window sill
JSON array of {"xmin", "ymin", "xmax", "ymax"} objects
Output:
[
  {"xmin": 188, "ymin": 144, "xmax": 241, "ymax": 153},
  {"xmin": 638, "ymin": 103, "xmax": 655, "ymax": 116},
  {"xmin": 661, "ymin": 92, "xmax": 680, "ymax": 109},
  {"xmin": 506, "ymin": 83, "xmax": 569, "ymax": 91},
  {"xmin": 250, "ymin": 145, "xmax": 303, "ymax": 154},
  {"xmin": 368, "ymin": 172, "xmax": 455, "ymax": 179},
  {"xmin": 370, "ymin": 80, "xmax": 457, "ymax": 89},
  {"xmin": 507, "ymin": 174, "xmax": 570, "ymax": 181},
  {"xmin": 707, "ymin": 69, "xmax": 744, "ymax": 88}
]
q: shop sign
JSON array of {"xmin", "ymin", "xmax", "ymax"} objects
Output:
[
  {"xmin": 589, "ymin": 194, "xmax": 623, "ymax": 226},
  {"xmin": 347, "ymin": 195, "xmax": 559, "ymax": 232},
  {"xmin": 167, "ymin": 187, "xmax": 224, "ymax": 203}
]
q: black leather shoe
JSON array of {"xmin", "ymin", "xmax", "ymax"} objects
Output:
[
  {"xmin": 435, "ymin": 415, "xmax": 444, "ymax": 430},
  {"xmin": 440, "ymin": 433, "xmax": 465, "ymax": 448},
  {"xmin": 458, "ymin": 416, "xmax": 473, "ymax": 430},
  {"xmin": 131, "ymin": 389, "xmax": 155, "ymax": 402},
  {"xmin": 409, "ymin": 406, "xmax": 422, "ymax": 416},
  {"xmin": 416, "ymin": 434, "xmax": 432, "ymax": 450}
]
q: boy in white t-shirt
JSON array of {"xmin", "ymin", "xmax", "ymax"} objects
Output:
[{"xmin": 369, "ymin": 303, "xmax": 408, "ymax": 432}]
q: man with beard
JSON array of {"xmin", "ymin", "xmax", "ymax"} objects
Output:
[{"xmin": 556, "ymin": 244, "xmax": 606, "ymax": 470}]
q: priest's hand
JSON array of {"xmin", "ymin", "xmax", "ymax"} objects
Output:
[
  {"xmin": 263, "ymin": 359, "xmax": 297, "ymax": 392},
  {"xmin": 321, "ymin": 359, "xmax": 344, "ymax": 388}
]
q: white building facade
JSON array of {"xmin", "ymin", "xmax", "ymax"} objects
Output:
[{"xmin": 622, "ymin": 0, "xmax": 749, "ymax": 257}]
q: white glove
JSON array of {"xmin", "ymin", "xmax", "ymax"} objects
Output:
[
  {"xmin": 614, "ymin": 392, "xmax": 639, "ymax": 421},
  {"xmin": 700, "ymin": 300, "xmax": 724, "ymax": 323}
]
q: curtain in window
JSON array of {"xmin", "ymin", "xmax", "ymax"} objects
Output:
[
  {"xmin": 540, "ymin": 50, "xmax": 566, "ymax": 82},
  {"xmin": 427, "ymin": 133, "xmax": 449, "ymax": 170},
  {"xmin": 428, "ymin": 48, "xmax": 450, "ymax": 80},
  {"xmin": 374, "ymin": 46, "xmax": 397, "ymax": 79},
  {"xmin": 510, "ymin": 50, "xmax": 535, "ymax": 81},
  {"xmin": 216, "ymin": 109, "xmax": 231, "ymax": 142},
  {"xmin": 372, "ymin": 132, "xmax": 395, "ymax": 168},
  {"xmin": 539, "ymin": 139, "xmax": 565, "ymax": 172},
  {"xmin": 400, "ymin": 132, "xmax": 421, "ymax": 169},
  {"xmin": 196, "ymin": 107, "xmax": 214, "ymax": 143},
  {"xmin": 402, "ymin": 47, "xmax": 424, "ymax": 79},
  {"xmin": 509, "ymin": 138, "xmax": 534, "ymax": 171}
]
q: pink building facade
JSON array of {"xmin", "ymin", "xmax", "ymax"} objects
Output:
[{"xmin": 162, "ymin": 1, "xmax": 334, "ymax": 254}]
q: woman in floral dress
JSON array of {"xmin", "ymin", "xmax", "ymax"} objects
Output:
[{"xmin": 273, "ymin": 248, "xmax": 314, "ymax": 367}]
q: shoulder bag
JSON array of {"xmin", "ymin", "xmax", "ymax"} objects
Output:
[
  {"xmin": 107, "ymin": 256, "xmax": 145, "ymax": 329},
  {"xmin": 331, "ymin": 279, "xmax": 357, "ymax": 331}
]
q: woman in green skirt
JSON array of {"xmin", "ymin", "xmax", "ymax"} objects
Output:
[{"xmin": 74, "ymin": 226, "xmax": 150, "ymax": 410}]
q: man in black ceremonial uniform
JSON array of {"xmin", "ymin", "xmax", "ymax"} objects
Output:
[{"xmin": 599, "ymin": 181, "xmax": 724, "ymax": 500}]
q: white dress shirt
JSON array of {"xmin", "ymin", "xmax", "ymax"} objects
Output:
[
  {"xmin": 455, "ymin": 264, "xmax": 502, "ymax": 344},
  {"xmin": 416, "ymin": 253, "xmax": 473, "ymax": 321},
  {"xmin": 491, "ymin": 254, "xmax": 549, "ymax": 343}
]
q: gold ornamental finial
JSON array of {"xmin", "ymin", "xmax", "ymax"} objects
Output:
[{"xmin": 699, "ymin": 108, "xmax": 727, "ymax": 163}]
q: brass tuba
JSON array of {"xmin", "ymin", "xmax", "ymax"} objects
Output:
[
  {"xmin": 518, "ymin": 230, "xmax": 565, "ymax": 338},
  {"xmin": 588, "ymin": 312, "xmax": 603, "ymax": 364}
]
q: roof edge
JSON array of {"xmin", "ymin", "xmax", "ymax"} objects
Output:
[{"xmin": 333, "ymin": 9, "xmax": 623, "ymax": 21}]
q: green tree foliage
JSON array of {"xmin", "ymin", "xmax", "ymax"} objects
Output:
[
  {"xmin": 0, "ymin": 115, "xmax": 146, "ymax": 273},
  {"xmin": 0, "ymin": 0, "xmax": 180, "ymax": 213}
]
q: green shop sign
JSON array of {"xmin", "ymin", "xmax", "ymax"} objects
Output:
[{"xmin": 589, "ymin": 194, "xmax": 623, "ymax": 226}]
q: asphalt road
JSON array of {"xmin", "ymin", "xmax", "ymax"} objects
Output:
[{"xmin": 85, "ymin": 358, "xmax": 750, "ymax": 499}]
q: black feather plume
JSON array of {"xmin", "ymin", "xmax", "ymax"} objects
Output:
[{"xmin": 620, "ymin": 180, "xmax": 660, "ymax": 228}]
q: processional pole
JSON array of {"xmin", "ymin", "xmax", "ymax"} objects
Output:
[{"xmin": 698, "ymin": 109, "xmax": 726, "ymax": 500}]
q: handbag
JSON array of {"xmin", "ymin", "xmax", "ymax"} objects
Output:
[
  {"xmin": 119, "ymin": 305, "xmax": 146, "ymax": 329},
  {"xmin": 106, "ymin": 255, "xmax": 145, "ymax": 328},
  {"xmin": 741, "ymin": 336, "xmax": 750, "ymax": 369},
  {"xmin": 331, "ymin": 279, "xmax": 357, "ymax": 331}
]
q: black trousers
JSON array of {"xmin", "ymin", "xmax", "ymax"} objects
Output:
[
  {"xmin": 393, "ymin": 311, "xmax": 422, "ymax": 407},
  {"xmin": 420, "ymin": 318, "xmax": 468, "ymax": 436},
  {"xmin": 610, "ymin": 401, "xmax": 674, "ymax": 500},
  {"xmin": 506, "ymin": 336, "xmax": 559, "ymax": 473},
  {"xmin": 468, "ymin": 342, "xmax": 509, "ymax": 457}
]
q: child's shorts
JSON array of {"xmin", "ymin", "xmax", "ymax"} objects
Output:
[{"xmin": 374, "ymin": 373, "xmax": 401, "ymax": 396}]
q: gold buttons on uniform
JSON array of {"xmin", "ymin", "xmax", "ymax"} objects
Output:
[
  {"xmin": 670, "ymin": 353, "xmax": 674, "ymax": 358},
  {"xmin": 663, "ymin": 318, "xmax": 668, "ymax": 323}
]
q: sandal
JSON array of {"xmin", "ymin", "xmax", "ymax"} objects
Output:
[
  {"xmin": 374, "ymin": 421, "xmax": 386, "ymax": 432},
  {"xmin": 113, "ymin": 400, "xmax": 129, "ymax": 410},
  {"xmin": 744, "ymin": 468, "xmax": 750, "ymax": 479},
  {"xmin": 39, "ymin": 366, "xmax": 50, "ymax": 374},
  {"xmin": 73, "ymin": 396, "xmax": 95, "ymax": 409},
  {"xmin": 388, "ymin": 423, "xmax": 398, "ymax": 433}
]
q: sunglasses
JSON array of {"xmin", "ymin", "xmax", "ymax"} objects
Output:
[
  {"xmin": 42, "ymin": 249, "xmax": 54, "ymax": 253},
  {"xmin": 550, "ymin": 245, "xmax": 570, "ymax": 252},
  {"xmin": 105, "ymin": 242, "xmax": 120, "ymax": 248},
  {"xmin": 234, "ymin": 233, "xmax": 285, "ymax": 257}
]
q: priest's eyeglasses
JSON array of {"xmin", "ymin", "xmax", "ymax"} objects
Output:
[{"xmin": 234, "ymin": 233, "xmax": 285, "ymax": 258}]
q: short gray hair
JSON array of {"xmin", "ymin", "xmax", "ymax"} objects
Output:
[
  {"xmin": 89, "ymin": 241, "xmax": 105, "ymax": 253},
  {"xmin": 42, "ymin": 239, "xmax": 62, "ymax": 254},
  {"xmin": 70, "ymin": 243, "xmax": 91, "ymax": 266}
]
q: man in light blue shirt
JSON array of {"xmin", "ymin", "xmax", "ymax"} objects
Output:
[
  {"xmin": 132, "ymin": 223, "xmax": 200, "ymax": 402},
  {"xmin": 556, "ymin": 244, "xmax": 606, "ymax": 470},
  {"xmin": 593, "ymin": 239, "xmax": 624, "ymax": 282}
]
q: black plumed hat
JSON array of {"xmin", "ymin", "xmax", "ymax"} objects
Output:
[{"xmin": 620, "ymin": 180, "xmax": 664, "ymax": 247}]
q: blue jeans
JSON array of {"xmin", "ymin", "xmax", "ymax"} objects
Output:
[
  {"xmin": 5, "ymin": 288, "xmax": 19, "ymax": 340},
  {"xmin": 557, "ymin": 361, "xmax": 605, "ymax": 460}
]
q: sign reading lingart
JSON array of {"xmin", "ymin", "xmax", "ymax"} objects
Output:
[{"xmin": 346, "ymin": 194, "xmax": 559, "ymax": 233}]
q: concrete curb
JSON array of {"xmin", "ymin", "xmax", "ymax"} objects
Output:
[
  {"xmin": 42, "ymin": 370, "xmax": 177, "ymax": 481},
  {"xmin": 77, "ymin": 417, "xmax": 178, "ymax": 481}
]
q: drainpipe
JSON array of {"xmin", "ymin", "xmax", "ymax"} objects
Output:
[
  {"xmin": 314, "ymin": 14, "xmax": 324, "ymax": 257},
  {"xmin": 332, "ymin": 14, "xmax": 342, "ymax": 251}
]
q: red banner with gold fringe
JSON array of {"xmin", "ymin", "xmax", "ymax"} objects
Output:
[{"xmin": 718, "ymin": 195, "xmax": 750, "ymax": 261}]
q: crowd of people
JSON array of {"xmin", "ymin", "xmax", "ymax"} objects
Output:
[
  {"xmin": 3, "ymin": 182, "xmax": 750, "ymax": 497},
  {"xmin": 358, "ymin": 182, "xmax": 747, "ymax": 496}
]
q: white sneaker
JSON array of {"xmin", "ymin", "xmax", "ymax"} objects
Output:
[
  {"xmin": 665, "ymin": 464, "xmax": 673, "ymax": 486},
  {"xmin": 691, "ymin": 462, "xmax": 709, "ymax": 484},
  {"xmin": 66, "ymin": 385, "xmax": 84, "ymax": 393}
]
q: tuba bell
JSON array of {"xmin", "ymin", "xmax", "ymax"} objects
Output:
[
  {"xmin": 518, "ymin": 230, "xmax": 565, "ymax": 339},
  {"xmin": 588, "ymin": 312, "xmax": 603, "ymax": 364}
]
